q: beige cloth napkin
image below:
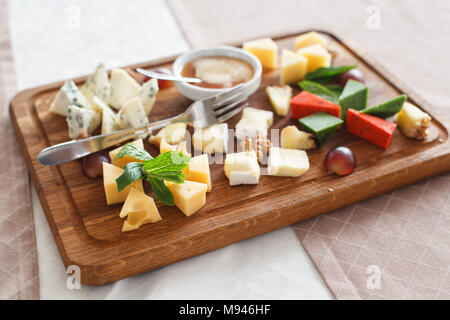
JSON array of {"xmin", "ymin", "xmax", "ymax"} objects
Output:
[
  {"xmin": 0, "ymin": 0, "xmax": 39, "ymax": 299},
  {"xmin": 168, "ymin": 0, "xmax": 450, "ymax": 299}
]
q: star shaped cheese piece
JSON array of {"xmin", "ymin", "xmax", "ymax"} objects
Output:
[{"xmin": 120, "ymin": 187, "xmax": 162, "ymax": 232}]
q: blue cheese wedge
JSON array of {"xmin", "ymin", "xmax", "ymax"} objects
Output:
[
  {"xmin": 115, "ymin": 97, "xmax": 149, "ymax": 130},
  {"xmin": 91, "ymin": 96, "xmax": 117, "ymax": 134},
  {"xmin": 66, "ymin": 104, "xmax": 101, "ymax": 139},
  {"xmin": 138, "ymin": 78, "xmax": 159, "ymax": 116},
  {"xmin": 80, "ymin": 63, "xmax": 112, "ymax": 105},
  {"xmin": 49, "ymin": 80, "xmax": 91, "ymax": 116},
  {"xmin": 109, "ymin": 69, "xmax": 141, "ymax": 110}
]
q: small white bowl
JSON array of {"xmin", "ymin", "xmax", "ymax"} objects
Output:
[{"xmin": 172, "ymin": 46, "xmax": 262, "ymax": 101}]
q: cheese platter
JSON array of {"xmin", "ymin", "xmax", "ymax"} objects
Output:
[{"xmin": 10, "ymin": 31, "xmax": 450, "ymax": 285}]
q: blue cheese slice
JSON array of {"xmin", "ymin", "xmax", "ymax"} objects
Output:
[
  {"xmin": 91, "ymin": 96, "xmax": 117, "ymax": 134},
  {"xmin": 138, "ymin": 78, "xmax": 159, "ymax": 116},
  {"xmin": 80, "ymin": 63, "xmax": 112, "ymax": 105},
  {"xmin": 66, "ymin": 104, "xmax": 101, "ymax": 139},
  {"xmin": 49, "ymin": 80, "xmax": 91, "ymax": 116},
  {"xmin": 109, "ymin": 69, "xmax": 141, "ymax": 110},
  {"xmin": 115, "ymin": 97, "xmax": 149, "ymax": 130}
]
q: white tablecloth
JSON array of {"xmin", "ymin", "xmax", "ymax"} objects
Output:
[{"xmin": 9, "ymin": 0, "xmax": 332, "ymax": 299}]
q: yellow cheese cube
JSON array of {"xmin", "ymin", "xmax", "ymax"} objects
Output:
[
  {"xmin": 297, "ymin": 44, "xmax": 331, "ymax": 73},
  {"xmin": 182, "ymin": 154, "xmax": 212, "ymax": 192},
  {"xmin": 109, "ymin": 139, "xmax": 144, "ymax": 168},
  {"xmin": 192, "ymin": 123, "xmax": 228, "ymax": 154},
  {"xmin": 294, "ymin": 31, "xmax": 327, "ymax": 51},
  {"xmin": 280, "ymin": 49, "xmax": 308, "ymax": 85},
  {"xmin": 148, "ymin": 122, "xmax": 187, "ymax": 146},
  {"xmin": 281, "ymin": 125, "xmax": 316, "ymax": 150},
  {"xmin": 268, "ymin": 147, "xmax": 309, "ymax": 177},
  {"xmin": 265, "ymin": 85, "xmax": 292, "ymax": 116},
  {"xmin": 243, "ymin": 38, "xmax": 278, "ymax": 70},
  {"xmin": 160, "ymin": 139, "xmax": 191, "ymax": 157},
  {"xmin": 120, "ymin": 187, "xmax": 162, "ymax": 232},
  {"xmin": 103, "ymin": 162, "xmax": 144, "ymax": 205},
  {"xmin": 165, "ymin": 180, "xmax": 207, "ymax": 216}
]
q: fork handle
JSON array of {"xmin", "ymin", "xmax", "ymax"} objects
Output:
[{"xmin": 38, "ymin": 114, "xmax": 186, "ymax": 166}]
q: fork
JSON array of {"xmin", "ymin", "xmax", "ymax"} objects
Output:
[{"xmin": 38, "ymin": 85, "xmax": 249, "ymax": 166}]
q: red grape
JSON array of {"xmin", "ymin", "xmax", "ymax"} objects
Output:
[
  {"xmin": 337, "ymin": 69, "xmax": 365, "ymax": 86},
  {"xmin": 324, "ymin": 146, "xmax": 356, "ymax": 176},
  {"xmin": 144, "ymin": 67, "xmax": 173, "ymax": 89},
  {"xmin": 82, "ymin": 152, "xmax": 110, "ymax": 178}
]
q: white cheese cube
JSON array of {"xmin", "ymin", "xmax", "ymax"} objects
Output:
[
  {"xmin": 92, "ymin": 96, "xmax": 117, "ymax": 135},
  {"xmin": 268, "ymin": 147, "xmax": 309, "ymax": 177},
  {"xmin": 66, "ymin": 104, "xmax": 101, "ymax": 139},
  {"xmin": 242, "ymin": 107, "xmax": 273, "ymax": 127},
  {"xmin": 80, "ymin": 63, "xmax": 111, "ymax": 105},
  {"xmin": 224, "ymin": 151, "xmax": 260, "ymax": 186},
  {"xmin": 115, "ymin": 97, "xmax": 149, "ymax": 130},
  {"xmin": 229, "ymin": 170, "xmax": 260, "ymax": 186},
  {"xmin": 49, "ymin": 80, "xmax": 91, "ymax": 116},
  {"xmin": 138, "ymin": 78, "xmax": 159, "ymax": 116},
  {"xmin": 109, "ymin": 69, "xmax": 141, "ymax": 110},
  {"xmin": 235, "ymin": 107, "xmax": 273, "ymax": 140},
  {"xmin": 192, "ymin": 123, "xmax": 228, "ymax": 154}
]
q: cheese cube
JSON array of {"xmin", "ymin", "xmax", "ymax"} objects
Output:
[
  {"xmin": 81, "ymin": 63, "xmax": 111, "ymax": 105},
  {"xmin": 395, "ymin": 102, "xmax": 431, "ymax": 140},
  {"xmin": 297, "ymin": 44, "xmax": 331, "ymax": 73},
  {"xmin": 109, "ymin": 69, "xmax": 141, "ymax": 109},
  {"xmin": 280, "ymin": 49, "xmax": 307, "ymax": 84},
  {"xmin": 66, "ymin": 104, "xmax": 101, "ymax": 139},
  {"xmin": 182, "ymin": 154, "xmax": 212, "ymax": 192},
  {"xmin": 138, "ymin": 78, "xmax": 159, "ymax": 116},
  {"xmin": 235, "ymin": 107, "xmax": 273, "ymax": 140},
  {"xmin": 265, "ymin": 85, "xmax": 292, "ymax": 116},
  {"xmin": 165, "ymin": 180, "xmax": 207, "ymax": 216},
  {"xmin": 115, "ymin": 97, "xmax": 149, "ymax": 130},
  {"xmin": 192, "ymin": 123, "xmax": 228, "ymax": 154},
  {"xmin": 120, "ymin": 187, "xmax": 162, "ymax": 232},
  {"xmin": 109, "ymin": 139, "xmax": 144, "ymax": 168},
  {"xmin": 50, "ymin": 80, "xmax": 91, "ymax": 116},
  {"xmin": 103, "ymin": 162, "xmax": 144, "ymax": 205},
  {"xmin": 294, "ymin": 31, "xmax": 327, "ymax": 51},
  {"xmin": 160, "ymin": 139, "xmax": 191, "ymax": 157},
  {"xmin": 224, "ymin": 151, "xmax": 260, "ymax": 186},
  {"xmin": 281, "ymin": 125, "xmax": 316, "ymax": 150},
  {"xmin": 243, "ymin": 38, "xmax": 278, "ymax": 69},
  {"xmin": 148, "ymin": 122, "xmax": 187, "ymax": 146},
  {"xmin": 268, "ymin": 147, "xmax": 310, "ymax": 177}
]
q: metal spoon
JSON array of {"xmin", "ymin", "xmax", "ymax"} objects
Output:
[{"xmin": 136, "ymin": 68, "xmax": 202, "ymax": 83}]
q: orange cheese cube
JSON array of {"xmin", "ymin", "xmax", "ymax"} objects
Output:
[
  {"xmin": 109, "ymin": 138, "xmax": 144, "ymax": 168},
  {"xmin": 297, "ymin": 44, "xmax": 331, "ymax": 73},
  {"xmin": 294, "ymin": 31, "xmax": 327, "ymax": 51},
  {"xmin": 243, "ymin": 38, "xmax": 278, "ymax": 70},
  {"xmin": 103, "ymin": 162, "xmax": 144, "ymax": 205},
  {"xmin": 182, "ymin": 154, "xmax": 211, "ymax": 192},
  {"xmin": 165, "ymin": 180, "xmax": 207, "ymax": 216}
]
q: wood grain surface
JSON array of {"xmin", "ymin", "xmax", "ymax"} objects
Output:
[{"xmin": 10, "ymin": 31, "xmax": 450, "ymax": 286}]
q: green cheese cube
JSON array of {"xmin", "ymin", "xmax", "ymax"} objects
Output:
[
  {"xmin": 299, "ymin": 112, "xmax": 344, "ymax": 145},
  {"xmin": 338, "ymin": 80, "xmax": 368, "ymax": 120},
  {"xmin": 361, "ymin": 94, "xmax": 407, "ymax": 119}
]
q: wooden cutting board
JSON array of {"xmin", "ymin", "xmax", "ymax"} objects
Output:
[{"xmin": 10, "ymin": 31, "xmax": 450, "ymax": 286}]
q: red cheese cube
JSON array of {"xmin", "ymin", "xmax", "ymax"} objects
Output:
[
  {"xmin": 290, "ymin": 91, "xmax": 341, "ymax": 119},
  {"xmin": 346, "ymin": 108, "xmax": 397, "ymax": 149}
]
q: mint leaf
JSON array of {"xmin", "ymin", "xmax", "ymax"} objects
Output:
[
  {"xmin": 324, "ymin": 84, "xmax": 344, "ymax": 96},
  {"xmin": 147, "ymin": 177, "xmax": 174, "ymax": 206},
  {"xmin": 114, "ymin": 143, "xmax": 153, "ymax": 162},
  {"xmin": 298, "ymin": 80, "xmax": 339, "ymax": 104},
  {"xmin": 115, "ymin": 162, "xmax": 144, "ymax": 192},
  {"xmin": 305, "ymin": 65, "xmax": 357, "ymax": 81},
  {"xmin": 143, "ymin": 151, "xmax": 190, "ymax": 180}
]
